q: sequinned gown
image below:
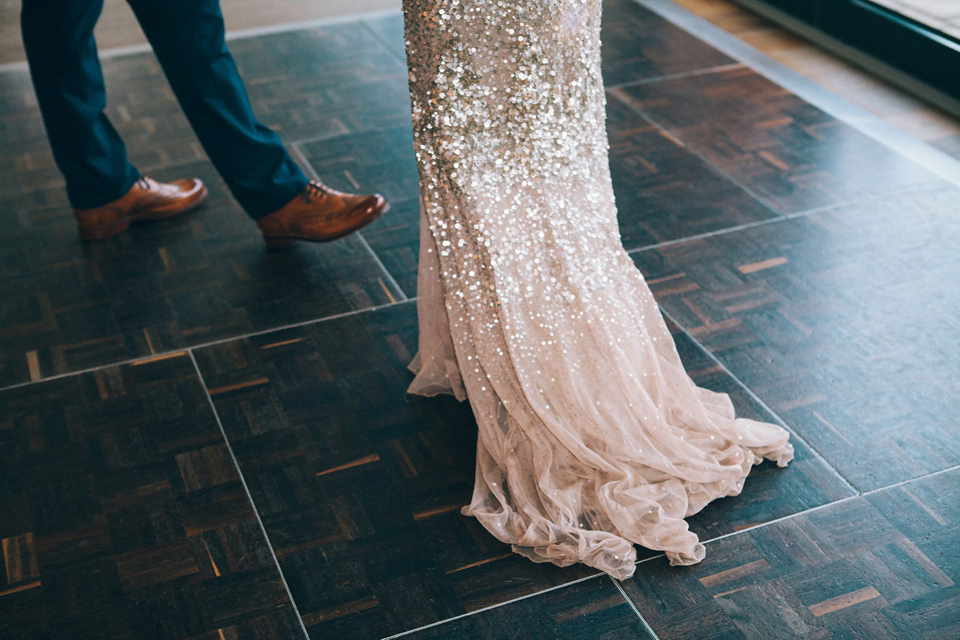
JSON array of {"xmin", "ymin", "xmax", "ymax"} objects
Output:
[{"xmin": 403, "ymin": 0, "xmax": 793, "ymax": 580}]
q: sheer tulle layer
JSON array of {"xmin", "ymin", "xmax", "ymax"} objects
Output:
[
  {"xmin": 403, "ymin": 0, "xmax": 793, "ymax": 580},
  {"xmin": 409, "ymin": 204, "xmax": 792, "ymax": 580}
]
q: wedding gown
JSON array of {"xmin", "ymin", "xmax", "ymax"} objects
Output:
[{"xmin": 402, "ymin": 0, "xmax": 793, "ymax": 580}]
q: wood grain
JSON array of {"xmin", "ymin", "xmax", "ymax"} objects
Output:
[
  {"xmin": 621, "ymin": 468, "xmax": 960, "ymax": 639},
  {"xmin": 0, "ymin": 355, "xmax": 303, "ymax": 639}
]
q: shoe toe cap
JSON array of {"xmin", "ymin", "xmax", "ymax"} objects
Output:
[
  {"xmin": 360, "ymin": 193, "xmax": 388, "ymax": 215},
  {"xmin": 173, "ymin": 178, "xmax": 206, "ymax": 196}
]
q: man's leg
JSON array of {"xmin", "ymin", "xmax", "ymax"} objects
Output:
[
  {"xmin": 125, "ymin": 0, "xmax": 307, "ymax": 219},
  {"xmin": 21, "ymin": 0, "xmax": 140, "ymax": 209}
]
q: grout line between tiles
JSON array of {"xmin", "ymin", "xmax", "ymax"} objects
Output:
[
  {"xmin": 379, "ymin": 573, "xmax": 607, "ymax": 640},
  {"xmin": 223, "ymin": 9, "xmax": 402, "ymax": 43},
  {"xmin": 611, "ymin": 577, "xmax": 661, "ymax": 639},
  {"xmin": 703, "ymin": 495, "xmax": 860, "ymax": 546},
  {"xmin": 358, "ymin": 19, "xmax": 409, "ymax": 67},
  {"xmin": 2, "ymin": 8, "xmax": 955, "ymax": 638},
  {"xmin": 290, "ymin": 120, "xmax": 407, "ymax": 148},
  {"xmin": 609, "ymin": 86, "xmax": 785, "ymax": 214},
  {"xmin": 684, "ymin": 455, "xmax": 958, "ymax": 549},
  {"xmin": 0, "ymin": 299, "xmax": 415, "ymax": 395},
  {"xmin": 382, "ymin": 554, "xmax": 670, "ymax": 639},
  {"xmin": 379, "ymin": 457, "xmax": 956, "ymax": 640},
  {"xmin": 289, "ymin": 141, "xmax": 318, "ymax": 181},
  {"xmin": 291, "ymin": 141, "xmax": 409, "ymax": 302},
  {"xmin": 0, "ymin": 155, "xmax": 211, "ymax": 202},
  {"xmin": 606, "ymin": 61, "xmax": 745, "ymax": 91},
  {"xmin": 621, "ymin": 180, "xmax": 940, "ymax": 256},
  {"xmin": 610, "ymin": 81, "xmax": 948, "ymax": 225},
  {"xmin": 356, "ymin": 231, "xmax": 410, "ymax": 302},
  {"xmin": 656, "ymin": 306, "xmax": 861, "ymax": 497},
  {"xmin": 625, "ymin": 207, "xmax": 822, "ymax": 255},
  {"xmin": 0, "ymin": 9, "xmax": 406, "ymax": 74},
  {"xmin": 187, "ymin": 350, "xmax": 311, "ymax": 640},
  {"xmin": 632, "ymin": 0, "xmax": 960, "ymax": 189},
  {"xmin": 862, "ymin": 464, "xmax": 960, "ymax": 495}
]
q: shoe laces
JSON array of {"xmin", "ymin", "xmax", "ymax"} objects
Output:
[
  {"xmin": 137, "ymin": 176, "xmax": 155, "ymax": 191},
  {"xmin": 302, "ymin": 181, "xmax": 333, "ymax": 203}
]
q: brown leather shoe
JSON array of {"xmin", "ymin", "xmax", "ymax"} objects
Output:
[
  {"xmin": 73, "ymin": 176, "xmax": 208, "ymax": 240},
  {"xmin": 256, "ymin": 181, "xmax": 389, "ymax": 248}
]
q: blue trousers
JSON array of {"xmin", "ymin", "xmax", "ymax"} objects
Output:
[{"xmin": 21, "ymin": 0, "xmax": 307, "ymax": 218}]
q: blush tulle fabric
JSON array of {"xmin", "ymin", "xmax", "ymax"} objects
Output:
[{"xmin": 402, "ymin": 0, "xmax": 793, "ymax": 580}]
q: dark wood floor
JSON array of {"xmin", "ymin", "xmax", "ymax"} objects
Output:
[{"xmin": 1, "ymin": 0, "xmax": 957, "ymax": 638}]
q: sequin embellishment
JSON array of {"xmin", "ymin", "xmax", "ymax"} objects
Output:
[{"xmin": 404, "ymin": 0, "xmax": 793, "ymax": 580}]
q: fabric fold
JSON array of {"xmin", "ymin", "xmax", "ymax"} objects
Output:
[{"xmin": 402, "ymin": 0, "xmax": 793, "ymax": 580}]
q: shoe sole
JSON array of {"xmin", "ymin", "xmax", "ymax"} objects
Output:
[
  {"xmin": 263, "ymin": 202, "xmax": 390, "ymax": 249},
  {"xmin": 77, "ymin": 186, "xmax": 209, "ymax": 240}
]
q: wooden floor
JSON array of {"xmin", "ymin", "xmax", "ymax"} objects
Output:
[
  {"xmin": 669, "ymin": 0, "xmax": 960, "ymax": 159},
  {"xmin": 0, "ymin": 0, "xmax": 400, "ymax": 65},
  {"xmin": 1, "ymin": 1, "xmax": 959, "ymax": 638}
]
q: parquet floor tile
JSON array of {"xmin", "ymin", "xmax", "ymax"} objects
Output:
[
  {"xmin": 362, "ymin": 14, "xmax": 407, "ymax": 63},
  {"xmin": 601, "ymin": 0, "xmax": 737, "ymax": 87},
  {"xmin": 299, "ymin": 127, "xmax": 421, "ymax": 296},
  {"xmin": 621, "ymin": 467, "xmax": 960, "ymax": 639},
  {"xmin": 2, "ymin": 0, "xmax": 959, "ymax": 636},
  {"xmin": 225, "ymin": 25, "xmax": 411, "ymax": 143},
  {"xmin": 665, "ymin": 318, "xmax": 854, "ymax": 540},
  {"xmin": 0, "ymin": 23, "xmax": 414, "ymax": 389},
  {"xmin": 0, "ymin": 158, "xmax": 401, "ymax": 389},
  {"xmin": 193, "ymin": 302, "xmax": 592, "ymax": 639},
  {"xmin": 193, "ymin": 301, "xmax": 850, "ymax": 639},
  {"xmin": 632, "ymin": 186, "xmax": 960, "ymax": 491},
  {"xmin": 0, "ymin": 354, "xmax": 303, "ymax": 639},
  {"xmin": 399, "ymin": 577, "xmax": 656, "ymax": 639},
  {"xmin": 614, "ymin": 66, "xmax": 948, "ymax": 214},
  {"xmin": 607, "ymin": 94, "xmax": 780, "ymax": 251},
  {"xmin": 302, "ymin": 94, "xmax": 787, "ymax": 299}
]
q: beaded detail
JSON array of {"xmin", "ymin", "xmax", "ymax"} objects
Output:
[{"xmin": 404, "ymin": 0, "xmax": 793, "ymax": 580}]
